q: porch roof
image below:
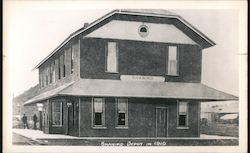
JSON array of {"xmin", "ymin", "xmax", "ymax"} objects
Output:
[
  {"xmin": 24, "ymin": 79, "xmax": 238, "ymax": 105},
  {"xmin": 24, "ymin": 82, "xmax": 74, "ymax": 105}
]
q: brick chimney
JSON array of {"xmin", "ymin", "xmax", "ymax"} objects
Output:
[{"xmin": 83, "ymin": 22, "xmax": 89, "ymax": 28}]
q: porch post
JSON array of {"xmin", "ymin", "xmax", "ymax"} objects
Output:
[{"xmin": 36, "ymin": 103, "xmax": 44, "ymax": 131}]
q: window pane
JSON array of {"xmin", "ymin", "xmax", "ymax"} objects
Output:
[
  {"xmin": 179, "ymin": 102, "xmax": 187, "ymax": 114},
  {"xmin": 107, "ymin": 42, "xmax": 117, "ymax": 72},
  {"xmin": 63, "ymin": 65, "xmax": 66, "ymax": 77},
  {"xmin": 118, "ymin": 113, "xmax": 126, "ymax": 125},
  {"xmin": 52, "ymin": 102, "xmax": 62, "ymax": 125},
  {"xmin": 52, "ymin": 62, "xmax": 55, "ymax": 83},
  {"xmin": 95, "ymin": 113, "xmax": 102, "ymax": 125},
  {"xmin": 46, "ymin": 69, "xmax": 49, "ymax": 85},
  {"xmin": 63, "ymin": 51, "xmax": 66, "ymax": 77},
  {"xmin": 64, "ymin": 51, "xmax": 66, "ymax": 63},
  {"xmin": 94, "ymin": 98, "xmax": 103, "ymax": 113},
  {"xmin": 50, "ymin": 66, "xmax": 52, "ymax": 83},
  {"xmin": 58, "ymin": 57, "xmax": 61, "ymax": 79},
  {"xmin": 118, "ymin": 99, "xmax": 127, "ymax": 113},
  {"xmin": 168, "ymin": 46, "xmax": 177, "ymax": 60},
  {"xmin": 179, "ymin": 115, "xmax": 186, "ymax": 126},
  {"xmin": 71, "ymin": 48, "xmax": 74, "ymax": 73},
  {"xmin": 168, "ymin": 60, "xmax": 177, "ymax": 75},
  {"xmin": 53, "ymin": 113, "xmax": 61, "ymax": 125},
  {"xmin": 167, "ymin": 46, "xmax": 178, "ymax": 75}
]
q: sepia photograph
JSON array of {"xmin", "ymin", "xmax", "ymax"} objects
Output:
[{"xmin": 3, "ymin": 0, "xmax": 247, "ymax": 153}]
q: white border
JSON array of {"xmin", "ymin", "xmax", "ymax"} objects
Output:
[{"xmin": 3, "ymin": 0, "xmax": 247, "ymax": 153}]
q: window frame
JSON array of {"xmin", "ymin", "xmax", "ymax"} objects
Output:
[
  {"xmin": 58, "ymin": 56, "xmax": 61, "ymax": 80},
  {"xmin": 105, "ymin": 42, "xmax": 119, "ymax": 73},
  {"xmin": 51, "ymin": 101, "xmax": 63, "ymax": 127},
  {"xmin": 92, "ymin": 98, "xmax": 106, "ymax": 128},
  {"xmin": 39, "ymin": 72, "xmax": 43, "ymax": 88},
  {"xmin": 177, "ymin": 101, "xmax": 189, "ymax": 129},
  {"xmin": 116, "ymin": 98, "xmax": 128, "ymax": 129},
  {"xmin": 63, "ymin": 51, "xmax": 66, "ymax": 78},
  {"xmin": 52, "ymin": 61, "xmax": 55, "ymax": 83},
  {"xmin": 167, "ymin": 46, "xmax": 179, "ymax": 76},
  {"xmin": 71, "ymin": 47, "xmax": 74, "ymax": 74},
  {"xmin": 138, "ymin": 25, "xmax": 149, "ymax": 38},
  {"xmin": 46, "ymin": 68, "xmax": 49, "ymax": 86},
  {"xmin": 49, "ymin": 62, "xmax": 53, "ymax": 84},
  {"xmin": 43, "ymin": 69, "xmax": 47, "ymax": 87}
]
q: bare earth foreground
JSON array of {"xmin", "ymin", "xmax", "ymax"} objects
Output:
[
  {"xmin": 12, "ymin": 129, "xmax": 238, "ymax": 146},
  {"xmin": 200, "ymin": 123, "xmax": 238, "ymax": 137}
]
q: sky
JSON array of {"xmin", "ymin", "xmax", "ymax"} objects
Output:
[{"xmin": 4, "ymin": 1, "xmax": 240, "ymax": 97}]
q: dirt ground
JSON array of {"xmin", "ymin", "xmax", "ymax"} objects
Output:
[{"xmin": 200, "ymin": 123, "xmax": 238, "ymax": 137}]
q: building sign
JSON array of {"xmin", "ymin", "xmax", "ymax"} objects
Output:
[
  {"xmin": 120, "ymin": 75, "xmax": 165, "ymax": 82},
  {"xmin": 36, "ymin": 103, "xmax": 43, "ymax": 111}
]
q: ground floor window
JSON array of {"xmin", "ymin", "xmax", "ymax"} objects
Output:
[
  {"xmin": 177, "ymin": 102, "xmax": 188, "ymax": 127},
  {"xmin": 93, "ymin": 98, "xmax": 105, "ymax": 127},
  {"xmin": 116, "ymin": 98, "xmax": 128, "ymax": 127},
  {"xmin": 52, "ymin": 102, "xmax": 63, "ymax": 126}
]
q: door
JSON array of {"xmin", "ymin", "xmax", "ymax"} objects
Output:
[
  {"xmin": 39, "ymin": 111, "xmax": 43, "ymax": 130},
  {"xmin": 67, "ymin": 102, "xmax": 74, "ymax": 135},
  {"xmin": 156, "ymin": 107, "xmax": 168, "ymax": 137}
]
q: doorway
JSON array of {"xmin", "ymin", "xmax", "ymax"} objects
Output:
[
  {"xmin": 156, "ymin": 107, "xmax": 168, "ymax": 137},
  {"xmin": 67, "ymin": 102, "xmax": 74, "ymax": 135}
]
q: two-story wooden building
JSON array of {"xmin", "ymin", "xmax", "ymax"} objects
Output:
[{"xmin": 24, "ymin": 9, "xmax": 237, "ymax": 138}]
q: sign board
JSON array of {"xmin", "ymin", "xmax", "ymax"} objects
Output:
[
  {"xmin": 67, "ymin": 103, "xmax": 72, "ymax": 107},
  {"xmin": 36, "ymin": 103, "xmax": 43, "ymax": 111},
  {"xmin": 120, "ymin": 75, "xmax": 165, "ymax": 82}
]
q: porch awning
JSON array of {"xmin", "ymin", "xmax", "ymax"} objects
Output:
[
  {"xmin": 24, "ymin": 79, "xmax": 238, "ymax": 105},
  {"xmin": 24, "ymin": 82, "xmax": 74, "ymax": 105}
]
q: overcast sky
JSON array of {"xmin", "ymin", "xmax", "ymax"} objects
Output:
[{"xmin": 4, "ymin": 1, "xmax": 239, "ymax": 97}]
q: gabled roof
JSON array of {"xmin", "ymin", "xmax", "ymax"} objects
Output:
[
  {"xmin": 120, "ymin": 9, "xmax": 178, "ymax": 16},
  {"xmin": 33, "ymin": 9, "xmax": 216, "ymax": 70},
  {"xmin": 24, "ymin": 79, "xmax": 238, "ymax": 105}
]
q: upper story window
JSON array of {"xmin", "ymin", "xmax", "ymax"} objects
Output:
[
  {"xmin": 43, "ymin": 74, "xmax": 46, "ymax": 87},
  {"xmin": 42, "ymin": 72, "xmax": 45, "ymax": 87},
  {"xmin": 49, "ymin": 64, "xmax": 52, "ymax": 84},
  {"xmin": 177, "ymin": 102, "xmax": 188, "ymax": 127},
  {"xmin": 138, "ymin": 25, "xmax": 149, "ymax": 38},
  {"xmin": 50, "ymin": 61, "xmax": 55, "ymax": 84},
  {"xmin": 63, "ymin": 51, "xmax": 66, "ymax": 77},
  {"xmin": 71, "ymin": 47, "xmax": 74, "ymax": 74},
  {"xmin": 45, "ymin": 68, "xmax": 49, "ymax": 86},
  {"xmin": 116, "ymin": 98, "xmax": 128, "ymax": 127},
  {"xmin": 53, "ymin": 61, "xmax": 55, "ymax": 83},
  {"xmin": 167, "ymin": 46, "xmax": 179, "ymax": 76},
  {"xmin": 58, "ymin": 56, "xmax": 61, "ymax": 80},
  {"xmin": 93, "ymin": 98, "xmax": 105, "ymax": 127},
  {"xmin": 52, "ymin": 101, "xmax": 63, "ymax": 126},
  {"xmin": 105, "ymin": 42, "xmax": 118, "ymax": 73},
  {"xmin": 39, "ymin": 73, "xmax": 43, "ymax": 88}
]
